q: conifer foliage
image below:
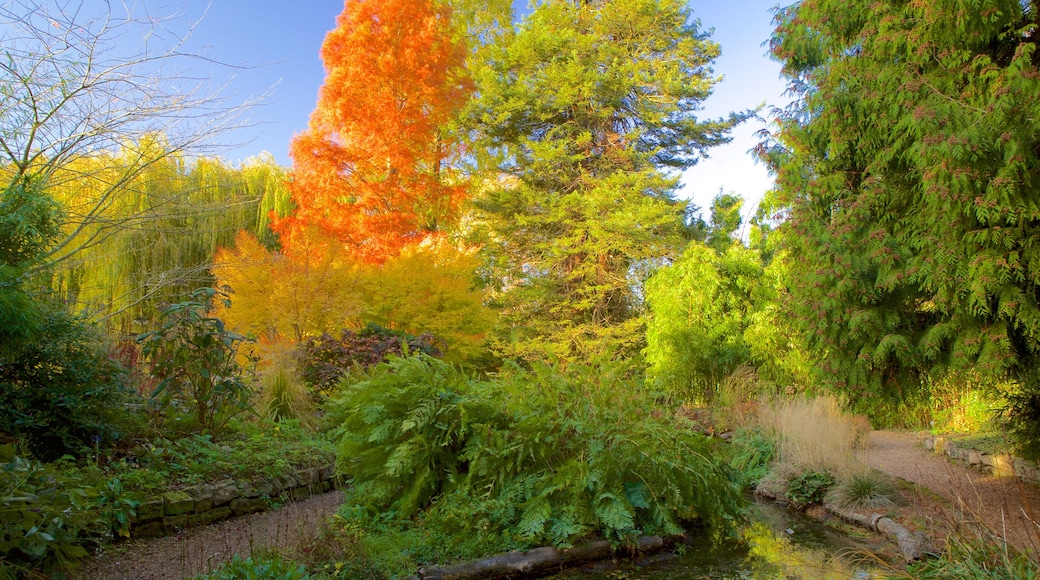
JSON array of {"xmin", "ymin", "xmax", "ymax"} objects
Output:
[
  {"xmin": 279, "ymin": 0, "xmax": 472, "ymax": 263},
  {"xmin": 469, "ymin": 0, "xmax": 747, "ymax": 361},
  {"xmin": 766, "ymin": 1, "xmax": 1040, "ymax": 418}
]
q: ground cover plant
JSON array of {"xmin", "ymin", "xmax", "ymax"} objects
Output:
[{"xmin": 321, "ymin": 355, "xmax": 746, "ymax": 577}]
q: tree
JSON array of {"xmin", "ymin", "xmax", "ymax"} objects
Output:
[
  {"xmin": 468, "ymin": 0, "xmax": 748, "ymax": 362},
  {"xmin": 0, "ymin": 1, "xmax": 254, "ymax": 275},
  {"xmin": 46, "ymin": 145, "xmax": 290, "ymax": 330},
  {"xmin": 765, "ymin": 1, "xmax": 1040, "ymax": 420},
  {"xmin": 279, "ymin": 0, "xmax": 472, "ymax": 263},
  {"xmin": 214, "ymin": 230, "xmax": 366, "ymax": 344}
]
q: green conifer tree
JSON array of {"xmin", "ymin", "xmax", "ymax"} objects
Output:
[{"xmin": 468, "ymin": 0, "xmax": 747, "ymax": 362}]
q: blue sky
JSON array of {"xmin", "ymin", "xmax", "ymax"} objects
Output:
[{"xmin": 175, "ymin": 0, "xmax": 789, "ymax": 224}]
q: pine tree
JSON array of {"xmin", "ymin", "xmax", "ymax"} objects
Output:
[{"xmin": 468, "ymin": 0, "xmax": 747, "ymax": 362}]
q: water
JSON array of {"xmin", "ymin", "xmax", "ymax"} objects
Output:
[{"xmin": 545, "ymin": 498, "xmax": 882, "ymax": 579}]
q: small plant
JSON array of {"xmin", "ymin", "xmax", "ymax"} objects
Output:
[
  {"xmin": 728, "ymin": 427, "xmax": 776, "ymax": 490},
  {"xmin": 192, "ymin": 554, "xmax": 310, "ymax": 580},
  {"xmin": 825, "ymin": 471, "xmax": 897, "ymax": 511},
  {"xmin": 138, "ymin": 287, "xmax": 258, "ymax": 433},
  {"xmin": 784, "ymin": 470, "xmax": 834, "ymax": 508}
]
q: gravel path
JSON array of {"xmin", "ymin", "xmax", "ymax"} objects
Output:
[
  {"xmin": 70, "ymin": 431, "xmax": 1040, "ymax": 578},
  {"xmin": 73, "ymin": 490, "xmax": 343, "ymax": 580},
  {"xmin": 859, "ymin": 430, "xmax": 1040, "ymax": 556}
]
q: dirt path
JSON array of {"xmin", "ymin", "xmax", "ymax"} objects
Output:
[
  {"xmin": 859, "ymin": 430, "xmax": 1040, "ymax": 557},
  {"xmin": 74, "ymin": 490, "xmax": 343, "ymax": 580}
]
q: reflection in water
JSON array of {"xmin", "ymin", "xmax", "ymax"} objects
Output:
[{"xmin": 546, "ymin": 498, "xmax": 880, "ymax": 579}]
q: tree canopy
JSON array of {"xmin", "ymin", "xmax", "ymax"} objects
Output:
[
  {"xmin": 765, "ymin": 0, "xmax": 1040, "ymax": 406},
  {"xmin": 468, "ymin": 0, "xmax": 748, "ymax": 362},
  {"xmin": 278, "ymin": 0, "xmax": 472, "ymax": 263}
]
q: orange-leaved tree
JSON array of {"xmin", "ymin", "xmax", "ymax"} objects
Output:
[{"xmin": 278, "ymin": 0, "xmax": 472, "ymax": 263}]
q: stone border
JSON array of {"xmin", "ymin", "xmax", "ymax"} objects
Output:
[
  {"xmin": 918, "ymin": 433, "xmax": 1040, "ymax": 484},
  {"xmin": 129, "ymin": 465, "xmax": 344, "ymax": 538}
]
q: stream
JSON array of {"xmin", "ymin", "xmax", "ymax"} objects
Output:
[{"xmin": 546, "ymin": 498, "xmax": 883, "ymax": 579}]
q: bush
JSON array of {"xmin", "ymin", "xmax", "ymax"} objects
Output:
[
  {"xmin": 784, "ymin": 470, "xmax": 834, "ymax": 508},
  {"xmin": 192, "ymin": 554, "xmax": 310, "ymax": 580},
  {"xmin": 0, "ymin": 302, "xmax": 133, "ymax": 460},
  {"xmin": 138, "ymin": 287, "xmax": 257, "ymax": 433},
  {"xmin": 328, "ymin": 355, "xmax": 745, "ymax": 564},
  {"xmin": 0, "ymin": 454, "xmax": 139, "ymax": 576},
  {"xmin": 296, "ymin": 323, "xmax": 440, "ymax": 395}
]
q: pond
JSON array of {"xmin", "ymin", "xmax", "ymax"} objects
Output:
[{"xmin": 545, "ymin": 498, "xmax": 884, "ymax": 579}]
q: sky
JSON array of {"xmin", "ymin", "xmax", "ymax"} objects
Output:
[{"xmin": 170, "ymin": 0, "xmax": 789, "ymax": 226}]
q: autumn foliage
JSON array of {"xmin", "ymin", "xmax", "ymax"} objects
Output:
[{"xmin": 277, "ymin": 0, "xmax": 472, "ymax": 263}]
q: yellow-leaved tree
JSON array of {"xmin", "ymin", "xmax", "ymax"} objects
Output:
[{"xmin": 361, "ymin": 241, "xmax": 493, "ymax": 364}]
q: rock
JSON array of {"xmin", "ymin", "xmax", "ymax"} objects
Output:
[
  {"xmin": 210, "ymin": 480, "xmax": 240, "ymax": 507},
  {"xmin": 135, "ymin": 497, "xmax": 164, "ymax": 523},
  {"xmin": 161, "ymin": 491, "xmax": 194, "ymax": 516},
  {"xmin": 189, "ymin": 506, "xmax": 233, "ymax": 528},
  {"xmin": 183, "ymin": 485, "xmax": 214, "ymax": 513},
  {"xmin": 230, "ymin": 497, "xmax": 268, "ymax": 516}
]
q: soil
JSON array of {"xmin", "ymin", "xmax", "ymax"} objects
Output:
[
  {"xmin": 73, "ymin": 431, "xmax": 1040, "ymax": 579},
  {"xmin": 858, "ymin": 430, "xmax": 1040, "ymax": 558}
]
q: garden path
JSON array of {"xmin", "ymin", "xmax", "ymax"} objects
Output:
[
  {"xmin": 859, "ymin": 430, "xmax": 1040, "ymax": 557},
  {"xmin": 73, "ymin": 490, "xmax": 343, "ymax": 580}
]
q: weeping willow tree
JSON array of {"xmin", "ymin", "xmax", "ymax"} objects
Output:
[
  {"xmin": 41, "ymin": 138, "xmax": 291, "ymax": 331},
  {"xmin": 0, "ymin": 1, "xmax": 279, "ymax": 331}
]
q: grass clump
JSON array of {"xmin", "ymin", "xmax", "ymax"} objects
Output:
[
  {"xmin": 825, "ymin": 471, "xmax": 897, "ymax": 511},
  {"xmin": 324, "ymin": 355, "xmax": 746, "ymax": 574}
]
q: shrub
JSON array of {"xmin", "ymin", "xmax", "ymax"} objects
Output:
[
  {"xmin": 0, "ymin": 302, "xmax": 133, "ymax": 460},
  {"xmin": 296, "ymin": 323, "xmax": 440, "ymax": 395},
  {"xmin": 192, "ymin": 554, "xmax": 310, "ymax": 580},
  {"xmin": 825, "ymin": 471, "xmax": 896, "ymax": 511},
  {"xmin": 328, "ymin": 355, "xmax": 745, "ymax": 561},
  {"xmin": 784, "ymin": 470, "xmax": 835, "ymax": 508},
  {"xmin": 138, "ymin": 287, "xmax": 257, "ymax": 433}
]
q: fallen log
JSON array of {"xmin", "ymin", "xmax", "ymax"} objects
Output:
[
  {"xmin": 824, "ymin": 503, "xmax": 938, "ymax": 561},
  {"xmin": 407, "ymin": 536, "xmax": 669, "ymax": 580}
]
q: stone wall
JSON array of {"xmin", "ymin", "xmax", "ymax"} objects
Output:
[
  {"xmin": 130, "ymin": 465, "xmax": 343, "ymax": 538},
  {"xmin": 919, "ymin": 433, "xmax": 1040, "ymax": 485}
]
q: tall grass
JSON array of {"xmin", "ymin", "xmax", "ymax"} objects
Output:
[{"xmin": 756, "ymin": 395, "xmax": 866, "ymax": 479}]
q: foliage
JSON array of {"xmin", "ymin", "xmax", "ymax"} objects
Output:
[
  {"xmin": 728, "ymin": 428, "xmax": 777, "ymax": 491},
  {"xmin": 192, "ymin": 554, "xmax": 311, "ymax": 580},
  {"xmin": 297, "ymin": 325, "xmax": 440, "ymax": 396},
  {"xmin": 0, "ymin": 1, "xmax": 256, "ymax": 303},
  {"xmin": 46, "ymin": 147, "xmax": 291, "ymax": 331},
  {"xmin": 255, "ymin": 353, "xmax": 317, "ymax": 429},
  {"xmin": 904, "ymin": 535, "xmax": 1040, "ymax": 580},
  {"xmin": 0, "ymin": 301, "xmax": 133, "ymax": 461},
  {"xmin": 0, "ymin": 455, "xmax": 142, "ymax": 576},
  {"xmin": 138, "ymin": 287, "xmax": 258, "ymax": 433},
  {"xmin": 0, "ymin": 180, "xmax": 62, "ymax": 343},
  {"xmin": 467, "ymin": 0, "xmax": 749, "ymax": 362},
  {"xmin": 0, "ymin": 456, "xmax": 89, "ymax": 576},
  {"xmin": 764, "ymin": 0, "xmax": 1040, "ymax": 434},
  {"xmin": 214, "ymin": 230, "xmax": 366, "ymax": 343},
  {"xmin": 328, "ymin": 355, "xmax": 744, "ymax": 559},
  {"xmin": 825, "ymin": 471, "xmax": 896, "ymax": 511},
  {"xmin": 360, "ymin": 241, "xmax": 495, "ymax": 365},
  {"xmin": 644, "ymin": 241, "xmax": 764, "ymax": 397},
  {"xmin": 783, "ymin": 471, "xmax": 834, "ymax": 509},
  {"xmin": 279, "ymin": 0, "xmax": 471, "ymax": 263}
]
